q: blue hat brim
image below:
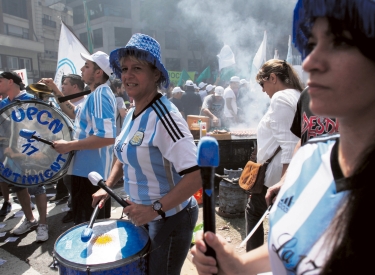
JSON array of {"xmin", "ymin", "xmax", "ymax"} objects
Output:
[{"xmin": 109, "ymin": 46, "xmax": 170, "ymax": 89}]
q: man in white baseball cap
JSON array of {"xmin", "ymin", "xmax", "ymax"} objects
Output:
[
  {"xmin": 169, "ymin": 86, "xmax": 185, "ymax": 117},
  {"xmin": 201, "ymin": 86, "xmax": 225, "ymax": 127},
  {"xmin": 42, "ymin": 50, "xmax": 117, "ymax": 225},
  {"xmin": 223, "ymin": 76, "xmax": 241, "ymax": 125}
]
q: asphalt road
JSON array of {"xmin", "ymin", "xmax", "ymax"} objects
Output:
[{"xmin": 0, "ymin": 183, "xmax": 198, "ymax": 275}]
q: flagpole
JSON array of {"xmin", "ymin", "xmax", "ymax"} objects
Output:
[{"xmin": 83, "ymin": 0, "xmax": 94, "ymax": 53}]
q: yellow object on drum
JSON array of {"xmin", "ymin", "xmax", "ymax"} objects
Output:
[
  {"xmin": 0, "ymin": 100, "xmax": 74, "ymax": 187},
  {"xmin": 54, "ymin": 220, "xmax": 150, "ymax": 274},
  {"xmin": 27, "ymin": 83, "xmax": 54, "ymax": 99}
]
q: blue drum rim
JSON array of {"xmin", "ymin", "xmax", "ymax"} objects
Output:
[
  {"xmin": 0, "ymin": 99, "xmax": 74, "ymax": 187},
  {"xmin": 53, "ymin": 219, "xmax": 150, "ymax": 272}
]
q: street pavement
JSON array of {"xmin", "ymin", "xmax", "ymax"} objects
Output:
[{"xmin": 0, "ymin": 183, "xmax": 198, "ymax": 275}]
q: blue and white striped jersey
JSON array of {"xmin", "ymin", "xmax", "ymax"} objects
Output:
[
  {"xmin": 268, "ymin": 134, "xmax": 348, "ymax": 274},
  {"xmin": 114, "ymin": 93, "xmax": 199, "ymax": 219},
  {"xmin": 70, "ymin": 84, "xmax": 116, "ymax": 179},
  {"xmin": 0, "ymin": 91, "xmax": 34, "ymax": 109}
]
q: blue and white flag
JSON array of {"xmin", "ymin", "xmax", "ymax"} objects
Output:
[{"xmin": 54, "ymin": 21, "xmax": 90, "ymax": 89}]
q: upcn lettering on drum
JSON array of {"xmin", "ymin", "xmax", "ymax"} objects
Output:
[
  {"xmin": 0, "ymin": 154, "xmax": 68, "ymax": 185},
  {"xmin": 11, "ymin": 106, "xmax": 64, "ymax": 134}
]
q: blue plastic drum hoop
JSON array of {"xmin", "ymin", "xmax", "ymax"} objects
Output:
[
  {"xmin": 0, "ymin": 100, "xmax": 74, "ymax": 187},
  {"xmin": 54, "ymin": 219, "xmax": 150, "ymax": 275}
]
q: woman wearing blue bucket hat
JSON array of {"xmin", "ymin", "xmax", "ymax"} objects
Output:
[
  {"xmin": 191, "ymin": 0, "xmax": 375, "ymax": 274},
  {"xmin": 92, "ymin": 33, "xmax": 200, "ymax": 275}
]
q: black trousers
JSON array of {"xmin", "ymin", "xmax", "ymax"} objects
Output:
[
  {"xmin": 245, "ymin": 185, "xmax": 268, "ymax": 252},
  {"xmin": 71, "ymin": 175, "xmax": 111, "ymax": 225}
]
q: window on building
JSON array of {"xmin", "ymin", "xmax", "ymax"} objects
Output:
[
  {"xmin": 7, "ymin": 56, "xmax": 19, "ymax": 70},
  {"xmin": 19, "ymin": 58, "xmax": 32, "ymax": 71},
  {"xmin": 165, "ymin": 32, "xmax": 180, "ymax": 50},
  {"xmin": 103, "ymin": 0, "xmax": 131, "ymax": 19},
  {"xmin": 93, "ymin": 28, "xmax": 103, "ymax": 48},
  {"xmin": 165, "ymin": 58, "xmax": 181, "ymax": 71},
  {"xmin": 2, "ymin": 0, "xmax": 28, "ymax": 19},
  {"xmin": 4, "ymin": 24, "xmax": 29, "ymax": 39},
  {"xmin": 114, "ymin": 27, "xmax": 132, "ymax": 47},
  {"xmin": 73, "ymin": 5, "xmax": 85, "ymax": 25},
  {"xmin": 141, "ymin": 28, "xmax": 157, "ymax": 39},
  {"xmin": 42, "ymin": 14, "xmax": 57, "ymax": 28},
  {"xmin": 188, "ymin": 59, "xmax": 202, "ymax": 72},
  {"xmin": 188, "ymin": 38, "xmax": 201, "ymax": 51},
  {"xmin": 79, "ymin": 32, "xmax": 89, "ymax": 49}
]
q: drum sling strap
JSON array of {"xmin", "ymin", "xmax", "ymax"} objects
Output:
[{"xmin": 58, "ymin": 90, "xmax": 91, "ymax": 103}]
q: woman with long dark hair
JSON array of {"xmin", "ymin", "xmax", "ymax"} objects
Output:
[{"xmin": 191, "ymin": 0, "xmax": 375, "ymax": 274}]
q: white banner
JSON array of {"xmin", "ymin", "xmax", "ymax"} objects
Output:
[
  {"xmin": 250, "ymin": 30, "xmax": 267, "ymax": 92},
  {"xmin": 54, "ymin": 21, "xmax": 90, "ymax": 89},
  {"xmin": 217, "ymin": 45, "xmax": 235, "ymax": 71},
  {"xmin": 286, "ymin": 35, "xmax": 293, "ymax": 64},
  {"xmin": 0, "ymin": 69, "xmax": 28, "ymax": 86}
]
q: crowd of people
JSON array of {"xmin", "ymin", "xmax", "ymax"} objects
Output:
[{"xmin": 1, "ymin": 0, "xmax": 373, "ymax": 273}]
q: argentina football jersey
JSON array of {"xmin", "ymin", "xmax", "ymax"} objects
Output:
[
  {"xmin": 268, "ymin": 134, "xmax": 349, "ymax": 274},
  {"xmin": 114, "ymin": 94, "xmax": 198, "ymax": 218}
]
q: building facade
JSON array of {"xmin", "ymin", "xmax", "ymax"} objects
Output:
[
  {"xmin": 0, "ymin": 0, "xmax": 206, "ymax": 84},
  {"xmin": 0, "ymin": 0, "xmax": 73, "ymax": 83}
]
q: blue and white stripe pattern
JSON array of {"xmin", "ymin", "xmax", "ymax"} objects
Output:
[
  {"xmin": 71, "ymin": 84, "xmax": 116, "ymax": 179},
  {"xmin": 114, "ymin": 94, "xmax": 198, "ymax": 219},
  {"xmin": 268, "ymin": 134, "xmax": 348, "ymax": 274},
  {"xmin": 0, "ymin": 91, "xmax": 34, "ymax": 109}
]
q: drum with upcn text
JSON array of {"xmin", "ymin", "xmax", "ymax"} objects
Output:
[
  {"xmin": 0, "ymin": 100, "xmax": 74, "ymax": 187},
  {"xmin": 54, "ymin": 219, "xmax": 149, "ymax": 275}
]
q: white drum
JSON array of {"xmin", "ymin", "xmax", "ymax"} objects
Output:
[{"xmin": 0, "ymin": 100, "xmax": 74, "ymax": 187}]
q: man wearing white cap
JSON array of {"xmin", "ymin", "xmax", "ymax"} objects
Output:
[
  {"xmin": 223, "ymin": 76, "xmax": 240, "ymax": 125},
  {"xmin": 169, "ymin": 86, "xmax": 185, "ymax": 117},
  {"xmin": 201, "ymin": 86, "xmax": 225, "ymax": 127},
  {"xmin": 181, "ymin": 80, "xmax": 202, "ymax": 119},
  {"xmin": 41, "ymin": 51, "xmax": 116, "ymax": 224},
  {"xmin": 198, "ymin": 82, "xmax": 208, "ymax": 101}
]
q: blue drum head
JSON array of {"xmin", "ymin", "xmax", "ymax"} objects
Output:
[{"xmin": 54, "ymin": 220, "xmax": 150, "ymax": 272}]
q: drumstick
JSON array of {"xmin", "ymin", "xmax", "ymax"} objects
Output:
[
  {"xmin": 81, "ymin": 203, "xmax": 101, "ymax": 242},
  {"xmin": 197, "ymin": 137, "xmax": 219, "ymax": 260},
  {"xmin": 19, "ymin": 129, "xmax": 53, "ymax": 146},
  {"xmin": 88, "ymin": 171, "xmax": 130, "ymax": 208},
  {"xmin": 239, "ymin": 204, "xmax": 273, "ymax": 248}
]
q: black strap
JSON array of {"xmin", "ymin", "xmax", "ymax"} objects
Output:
[
  {"xmin": 265, "ymin": 146, "xmax": 281, "ymax": 164},
  {"xmin": 58, "ymin": 90, "xmax": 91, "ymax": 103}
]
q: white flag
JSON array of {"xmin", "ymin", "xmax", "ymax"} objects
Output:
[
  {"xmin": 274, "ymin": 49, "xmax": 279, "ymax": 60},
  {"xmin": 217, "ymin": 45, "xmax": 235, "ymax": 71},
  {"xmin": 286, "ymin": 35, "xmax": 293, "ymax": 64},
  {"xmin": 54, "ymin": 21, "xmax": 90, "ymax": 89},
  {"xmin": 250, "ymin": 31, "xmax": 267, "ymax": 92}
]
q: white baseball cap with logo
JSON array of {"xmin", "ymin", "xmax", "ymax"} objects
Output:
[
  {"xmin": 230, "ymin": 76, "xmax": 240, "ymax": 83},
  {"xmin": 185, "ymin": 80, "xmax": 194, "ymax": 86},
  {"xmin": 81, "ymin": 51, "xmax": 113, "ymax": 77},
  {"xmin": 214, "ymin": 86, "xmax": 224, "ymax": 96},
  {"xmin": 172, "ymin": 87, "xmax": 185, "ymax": 94}
]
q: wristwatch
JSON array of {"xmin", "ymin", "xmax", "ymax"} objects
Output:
[{"xmin": 152, "ymin": 200, "xmax": 166, "ymax": 219}]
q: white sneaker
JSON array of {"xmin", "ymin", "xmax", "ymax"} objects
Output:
[
  {"xmin": 36, "ymin": 224, "xmax": 49, "ymax": 242},
  {"xmin": 13, "ymin": 218, "xmax": 38, "ymax": 235}
]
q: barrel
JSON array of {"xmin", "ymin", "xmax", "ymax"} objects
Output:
[{"xmin": 217, "ymin": 168, "xmax": 247, "ymax": 218}]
